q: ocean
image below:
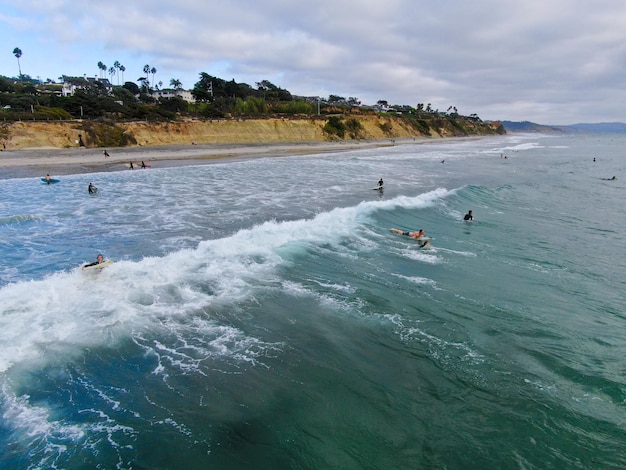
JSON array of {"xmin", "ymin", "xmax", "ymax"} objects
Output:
[{"xmin": 0, "ymin": 133, "xmax": 624, "ymax": 469}]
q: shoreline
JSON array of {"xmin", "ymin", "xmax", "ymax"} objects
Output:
[{"xmin": 0, "ymin": 138, "xmax": 434, "ymax": 180}]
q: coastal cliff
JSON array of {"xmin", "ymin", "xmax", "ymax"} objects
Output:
[{"xmin": 1, "ymin": 115, "xmax": 505, "ymax": 150}]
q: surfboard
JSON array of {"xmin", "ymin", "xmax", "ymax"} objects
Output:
[
  {"xmin": 41, "ymin": 178, "xmax": 60, "ymax": 184},
  {"xmin": 372, "ymin": 186, "xmax": 384, "ymax": 190},
  {"xmin": 82, "ymin": 260, "xmax": 113, "ymax": 270}
]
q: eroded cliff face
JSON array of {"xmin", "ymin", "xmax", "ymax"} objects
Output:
[{"xmin": 1, "ymin": 116, "xmax": 504, "ymax": 150}]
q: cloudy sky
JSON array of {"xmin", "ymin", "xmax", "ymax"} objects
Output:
[{"xmin": 2, "ymin": 0, "xmax": 626, "ymax": 125}]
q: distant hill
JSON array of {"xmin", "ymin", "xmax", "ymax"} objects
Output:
[
  {"xmin": 503, "ymin": 120, "xmax": 626, "ymax": 134},
  {"xmin": 564, "ymin": 122, "xmax": 626, "ymax": 133},
  {"xmin": 502, "ymin": 121, "xmax": 563, "ymax": 133}
]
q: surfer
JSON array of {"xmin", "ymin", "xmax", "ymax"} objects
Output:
[
  {"xmin": 88, "ymin": 182, "xmax": 97, "ymax": 194},
  {"xmin": 418, "ymin": 239, "xmax": 431, "ymax": 249},
  {"xmin": 378, "ymin": 178, "xmax": 384, "ymax": 188},
  {"xmin": 45, "ymin": 174, "xmax": 51, "ymax": 184},
  {"xmin": 129, "ymin": 161, "xmax": 134, "ymax": 170},
  {"xmin": 103, "ymin": 149, "xmax": 110, "ymax": 158},
  {"xmin": 390, "ymin": 228, "xmax": 425, "ymax": 240},
  {"xmin": 83, "ymin": 253, "xmax": 105, "ymax": 269},
  {"xmin": 464, "ymin": 210, "xmax": 473, "ymax": 221},
  {"xmin": 141, "ymin": 161, "xmax": 146, "ymax": 168}
]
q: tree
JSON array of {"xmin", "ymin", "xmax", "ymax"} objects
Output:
[
  {"xmin": 143, "ymin": 64, "xmax": 150, "ymax": 82},
  {"xmin": 113, "ymin": 61, "xmax": 121, "ymax": 85},
  {"xmin": 150, "ymin": 67, "xmax": 157, "ymax": 87},
  {"xmin": 97, "ymin": 61, "xmax": 107, "ymax": 78},
  {"xmin": 119, "ymin": 65, "xmax": 125, "ymax": 83},
  {"xmin": 170, "ymin": 78, "xmax": 182, "ymax": 91},
  {"xmin": 137, "ymin": 77, "xmax": 149, "ymax": 92},
  {"xmin": 13, "ymin": 47, "xmax": 23, "ymax": 77},
  {"xmin": 123, "ymin": 81, "xmax": 140, "ymax": 95},
  {"xmin": 108, "ymin": 66, "xmax": 115, "ymax": 82}
]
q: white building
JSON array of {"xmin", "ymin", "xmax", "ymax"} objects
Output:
[
  {"xmin": 151, "ymin": 89, "xmax": 196, "ymax": 103},
  {"xmin": 61, "ymin": 76, "xmax": 113, "ymax": 97}
]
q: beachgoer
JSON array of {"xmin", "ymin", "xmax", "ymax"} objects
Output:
[
  {"xmin": 103, "ymin": 150, "xmax": 110, "ymax": 158},
  {"xmin": 83, "ymin": 253, "xmax": 105, "ymax": 269},
  {"xmin": 45, "ymin": 174, "xmax": 51, "ymax": 184},
  {"xmin": 129, "ymin": 161, "xmax": 134, "ymax": 170},
  {"xmin": 141, "ymin": 161, "xmax": 146, "ymax": 168},
  {"xmin": 88, "ymin": 183, "xmax": 97, "ymax": 194},
  {"xmin": 378, "ymin": 178, "xmax": 384, "ymax": 188},
  {"xmin": 390, "ymin": 228, "xmax": 425, "ymax": 239},
  {"xmin": 464, "ymin": 210, "xmax": 473, "ymax": 221}
]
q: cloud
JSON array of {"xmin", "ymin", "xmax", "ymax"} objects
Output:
[{"xmin": 3, "ymin": 0, "xmax": 626, "ymax": 124}]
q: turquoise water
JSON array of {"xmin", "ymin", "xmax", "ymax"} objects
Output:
[{"xmin": 0, "ymin": 134, "xmax": 624, "ymax": 469}]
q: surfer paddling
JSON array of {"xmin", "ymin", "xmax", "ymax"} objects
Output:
[
  {"xmin": 83, "ymin": 253, "xmax": 106, "ymax": 269},
  {"xmin": 390, "ymin": 228, "xmax": 425, "ymax": 240}
]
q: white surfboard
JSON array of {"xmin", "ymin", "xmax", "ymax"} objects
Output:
[{"xmin": 82, "ymin": 260, "xmax": 113, "ymax": 270}]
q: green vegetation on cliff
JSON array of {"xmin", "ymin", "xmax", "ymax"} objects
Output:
[{"xmin": 0, "ymin": 72, "xmax": 504, "ymax": 148}]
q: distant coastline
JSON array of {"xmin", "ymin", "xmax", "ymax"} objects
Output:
[{"xmin": 502, "ymin": 120, "xmax": 626, "ymax": 134}]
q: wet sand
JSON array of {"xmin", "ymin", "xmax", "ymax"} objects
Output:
[{"xmin": 0, "ymin": 139, "xmax": 413, "ymax": 180}]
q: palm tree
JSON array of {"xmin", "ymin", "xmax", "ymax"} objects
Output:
[
  {"xmin": 13, "ymin": 47, "xmax": 23, "ymax": 77},
  {"xmin": 97, "ymin": 61, "xmax": 107, "ymax": 78},
  {"xmin": 143, "ymin": 64, "xmax": 150, "ymax": 82},
  {"xmin": 113, "ymin": 60, "xmax": 121, "ymax": 85},
  {"xmin": 170, "ymin": 78, "xmax": 182, "ymax": 91},
  {"xmin": 119, "ymin": 65, "xmax": 126, "ymax": 83},
  {"xmin": 150, "ymin": 67, "xmax": 157, "ymax": 87},
  {"xmin": 108, "ymin": 66, "xmax": 115, "ymax": 82}
]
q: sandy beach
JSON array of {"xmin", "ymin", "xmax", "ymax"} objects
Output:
[{"xmin": 0, "ymin": 139, "xmax": 414, "ymax": 179}]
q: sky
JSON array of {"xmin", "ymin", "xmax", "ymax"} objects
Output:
[{"xmin": 2, "ymin": 0, "xmax": 626, "ymax": 125}]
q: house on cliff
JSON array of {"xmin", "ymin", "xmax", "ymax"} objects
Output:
[
  {"xmin": 61, "ymin": 76, "xmax": 112, "ymax": 97},
  {"xmin": 151, "ymin": 88, "xmax": 196, "ymax": 103}
]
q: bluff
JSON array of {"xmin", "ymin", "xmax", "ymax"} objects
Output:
[{"xmin": 1, "ymin": 115, "xmax": 505, "ymax": 150}]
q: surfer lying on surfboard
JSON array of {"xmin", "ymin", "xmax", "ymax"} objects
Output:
[
  {"xmin": 390, "ymin": 228, "xmax": 425, "ymax": 240},
  {"xmin": 83, "ymin": 253, "xmax": 107, "ymax": 269}
]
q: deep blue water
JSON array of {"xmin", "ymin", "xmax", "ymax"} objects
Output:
[{"xmin": 0, "ymin": 134, "xmax": 624, "ymax": 469}]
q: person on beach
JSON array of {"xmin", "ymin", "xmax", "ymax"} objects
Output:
[
  {"xmin": 83, "ymin": 253, "xmax": 105, "ymax": 269},
  {"xmin": 141, "ymin": 161, "xmax": 146, "ymax": 168},
  {"xmin": 464, "ymin": 210, "xmax": 473, "ymax": 221},
  {"xmin": 390, "ymin": 228, "xmax": 425, "ymax": 240},
  {"xmin": 103, "ymin": 150, "xmax": 110, "ymax": 158},
  {"xmin": 88, "ymin": 182, "xmax": 97, "ymax": 194},
  {"xmin": 378, "ymin": 178, "xmax": 384, "ymax": 188},
  {"xmin": 129, "ymin": 161, "xmax": 134, "ymax": 170}
]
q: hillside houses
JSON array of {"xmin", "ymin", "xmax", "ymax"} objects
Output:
[
  {"xmin": 150, "ymin": 88, "xmax": 196, "ymax": 103},
  {"xmin": 61, "ymin": 76, "xmax": 113, "ymax": 97}
]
